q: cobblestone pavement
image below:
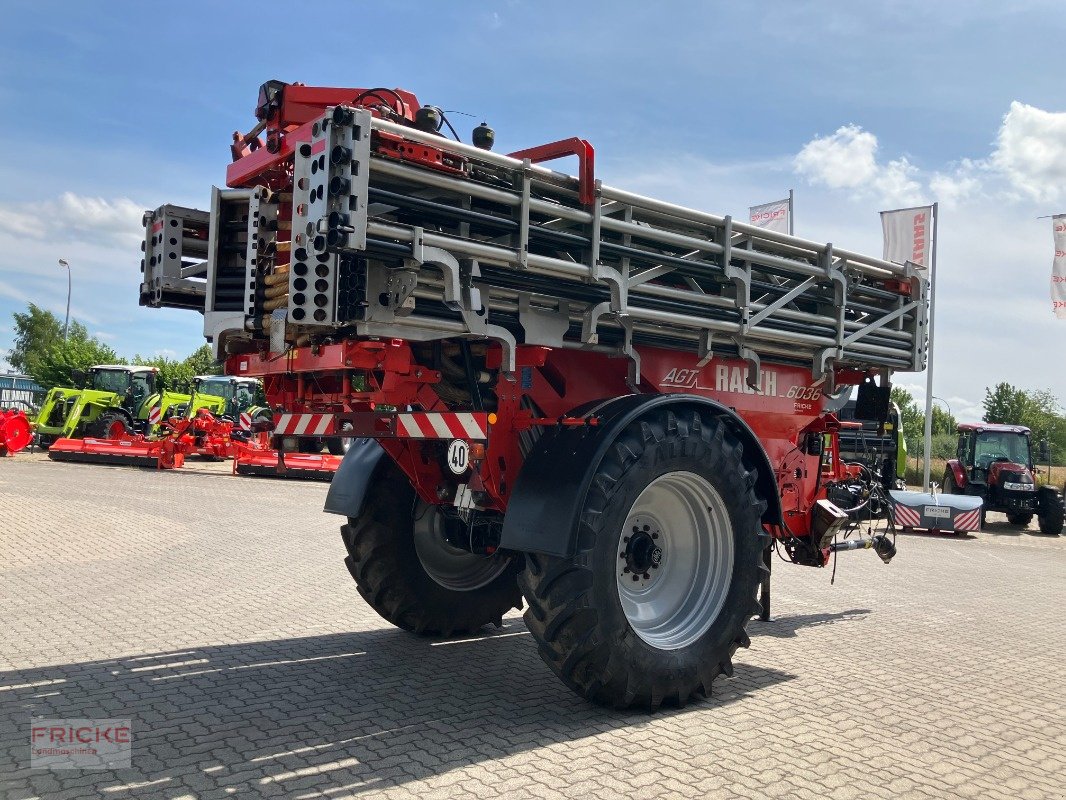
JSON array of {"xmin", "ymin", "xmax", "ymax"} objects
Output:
[{"xmin": 1, "ymin": 455, "xmax": 1064, "ymax": 799}]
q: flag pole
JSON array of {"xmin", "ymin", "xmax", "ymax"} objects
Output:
[
  {"xmin": 788, "ymin": 189, "xmax": 794, "ymax": 235},
  {"xmin": 922, "ymin": 201, "xmax": 939, "ymax": 491}
]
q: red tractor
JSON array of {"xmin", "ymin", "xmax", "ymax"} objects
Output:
[
  {"xmin": 140, "ymin": 80, "xmax": 928, "ymax": 708},
  {"xmin": 945, "ymin": 423, "xmax": 1064, "ymax": 534}
]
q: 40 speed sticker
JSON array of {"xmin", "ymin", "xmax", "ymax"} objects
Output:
[{"xmin": 446, "ymin": 439, "xmax": 470, "ymax": 474}]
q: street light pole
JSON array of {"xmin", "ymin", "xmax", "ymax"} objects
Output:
[
  {"xmin": 931, "ymin": 395, "xmax": 952, "ymax": 419},
  {"xmin": 58, "ymin": 259, "xmax": 71, "ymax": 341},
  {"xmin": 931, "ymin": 395, "xmax": 952, "ymax": 441}
]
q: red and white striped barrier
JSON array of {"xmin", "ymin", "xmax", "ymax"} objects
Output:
[
  {"xmin": 239, "ymin": 412, "xmax": 252, "ymax": 431},
  {"xmin": 889, "ymin": 490, "xmax": 983, "ymax": 532},
  {"xmin": 952, "ymin": 507, "xmax": 982, "ymax": 532},
  {"xmin": 147, "ymin": 405, "xmax": 162, "ymax": 426},
  {"xmin": 395, "ymin": 412, "xmax": 488, "ymax": 440},
  {"xmin": 274, "ymin": 413, "xmax": 335, "ymax": 436},
  {"xmin": 270, "ymin": 411, "xmax": 490, "ymax": 441},
  {"xmin": 893, "ymin": 503, "xmax": 922, "ymax": 528}
]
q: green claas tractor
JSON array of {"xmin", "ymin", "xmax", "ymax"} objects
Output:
[
  {"xmin": 184, "ymin": 375, "xmax": 272, "ymax": 433},
  {"xmin": 33, "ymin": 365, "xmax": 190, "ymax": 447}
]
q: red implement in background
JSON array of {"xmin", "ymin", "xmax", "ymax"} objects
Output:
[
  {"xmin": 232, "ymin": 441, "xmax": 340, "ymax": 481},
  {"xmin": 47, "ymin": 436, "xmax": 186, "ymax": 469},
  {"xmin": 0, "ymin": 409, "xmax": 32, "ymax": 456}
]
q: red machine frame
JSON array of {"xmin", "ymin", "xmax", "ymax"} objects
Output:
[{"xmin": 228, "ymin": 337, "xmax": 867, "ymax": 562}]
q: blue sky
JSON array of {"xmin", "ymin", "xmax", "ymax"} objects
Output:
[{"xmin": 1, "ymin": 1, "xmax": 1063, "ymax": 419}]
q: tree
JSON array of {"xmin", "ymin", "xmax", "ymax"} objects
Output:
[
  {"xmin": 32, "ymin": 337, "xmax": 121, "ymax": 390},
  {"xmin": 982, "ymin": 382, "xmax": 1030, "ymax": 425},
  {"xmin": 931, "ymin": 404, "xmax": 957, "ymax": 436},
  {"xmin": 130, "ymin": 355, "xmax": 188, "ymax": 393},
  {"xmin": 982, "ymin": 382, "xmax": 1066, "ymax": 466},
  {"xmin": 183, "ymin": 345, "xmax": 222, "ymax": 378},
  {"xmin": 9, "ymin": 304, "xmax": 88, "ymax": 376},
  {"xmin": 132, "ymin": 345, "xmax": 220, "ymax": 392},
  {"xmin": 10, "ymin": 301, "xmax": 222, "ymax": 394},
  {"xmin": 890, "ymin": 386, "xmax": 924, "ymax": 449}
]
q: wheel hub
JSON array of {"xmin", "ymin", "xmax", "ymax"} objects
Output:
[
  {"xmin": 615, "ymin": 471, "xmax": 735, "ymax": 650},
  {"xmin": 620, "ymin": 520, "xmax": 664, "ymax": 587}
]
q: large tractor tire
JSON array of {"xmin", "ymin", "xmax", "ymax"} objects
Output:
[
  {"xmin": 520, "ymin": 408, "xmax": 767, "ymax": 710},
  {"xmin": 943, "ymin": 471, "xmax": 958, "ymax": 494},
  {"xmin": 1038, "ymin": 490, "xmax": 1064, "ymax": 536},
  {"xmin": 1006, "ymin": 512, "xmax": 1033, "ymax": 527},
  {"xmin": 341, "ymin": 462, "xmax": 523, "ymax": 636},
  {"xmin": 90, "ymin": 410, "xmax": 132, "ymax": 440}
]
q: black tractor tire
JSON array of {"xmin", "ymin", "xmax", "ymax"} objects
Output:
[
  {"xmin": 519, "ymin": 408, "xmax": 767, "ymax": 710},
  {"xmin": 1038, "ymin": 492, "xmax": 1064, "ymax": 536},
  {"xmin": 943, "ymin": 472, "xmax": 958, "ymax": 494},
  {"xmin": 90, "ymin": 410, "xmax": 132, "ymax": 440},
  {"xmin": 340, "ymin": 462, "xmax": 523, "ymax": 636},
  {"xmin": 1006, "ymin": 512, "xmax": 1033, "ymax": 527},
  {"xmin": 36, "ymin": 434, "xmax": 55, "ymax": 450},
  {"xmin": 326, "ymin": 436, "xmax": 350, "ymax": 456}
]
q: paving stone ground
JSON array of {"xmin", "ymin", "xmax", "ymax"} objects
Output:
[{"xmin": 1, "ymin": 454, "xmax": 1064, "ymax": 799}]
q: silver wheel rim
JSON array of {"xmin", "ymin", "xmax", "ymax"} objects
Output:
[
  {"xmin": 616, "ymin": 471, "xmax": 734, "ymax": 650},
  {"xmin": 412, "ymin": 503, "xmax": 511, "ymax": 591}
]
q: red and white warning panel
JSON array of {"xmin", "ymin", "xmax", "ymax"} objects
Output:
[
  {"xmin": 274, "ymin": 413, "xmax": 336, "ymax": 436},
  {"xmin": 273, "ymin": 411, "xmax": 491, "ymax": 441},
  {"xmin": 889, "ymin": 490, "xmax": 983, "ymax": 533},
  {"xmin": 395, "ymin": 412, "xmax": 489, "ymax": 440}
]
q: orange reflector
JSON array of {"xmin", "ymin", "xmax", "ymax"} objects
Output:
[
  {"xmin": 487, "ymin": 413, "xmax": 498, "ymax": 425},
  {"xmin": 470, "ymin": 443, "xmax": 486, "ymax": 461}
]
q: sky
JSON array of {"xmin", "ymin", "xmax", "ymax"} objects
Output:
[{"xmin": 0, "ymin": 0, "xmax": 1063, "ymax": 422}]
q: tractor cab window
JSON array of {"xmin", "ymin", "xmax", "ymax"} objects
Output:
[
  {"xmin": 91, "ymin": 370, "xmax": 131, "ymax": 394},
  {"xmin": 130, "ymin": 372, "xmax": 152, "ymax": 406},
  {"xmin": 199, "ymin": 380, "xmax": 234, "ymax": 401},
  {"xmin": 974, "ymin": 432, "xmax": 1030, "ymax": 470},
  {"xmin": 233, "ymin": 383, "xmax": 254, "ymax": 410}
]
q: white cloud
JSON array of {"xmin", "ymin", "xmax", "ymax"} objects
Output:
[
  {"xmin": 990, "ymin": 101, "xmax": 1066, "ymax": 202},
  {"xmin": 795, "ymin": 101, "xmax": 1066, "ymax": 210},
  {"xmin": 794, "ymin": 124, "xmax": 878, "ymax": 189},
  {"xmin": 929, "ymin": 159, "xmax": 985, "ymax": 207},
  {"xmin": 796, "ymin": 102, "xmax": 1066, "ymax": 210},
  {"xmin": 0, "ymin": 192, "xmax": 143, "ymax": 247},
  {"xmin": 794, "ymin": 124, "xmax": 923, "ymax": 207}
]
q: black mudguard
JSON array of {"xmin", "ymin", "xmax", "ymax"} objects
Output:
[
  {"xmin": 323, "ymin": 438, "xmax": 387, "ymax": 517},
  {"xmin": 499, "ymin": 393, "xmax": 782, "ymax": 558}
]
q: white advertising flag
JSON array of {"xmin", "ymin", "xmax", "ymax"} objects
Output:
[
  {"xmin": 1054, "ymin": 214, "xmax": 1066, "ymax": 320},
  {"xmin": 881, "ymin": 205, "xmax": 934, "ymax": 268},
  {"xmin": 749, "ymin": 199, "xmax": 790, "ymax": 234}
]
